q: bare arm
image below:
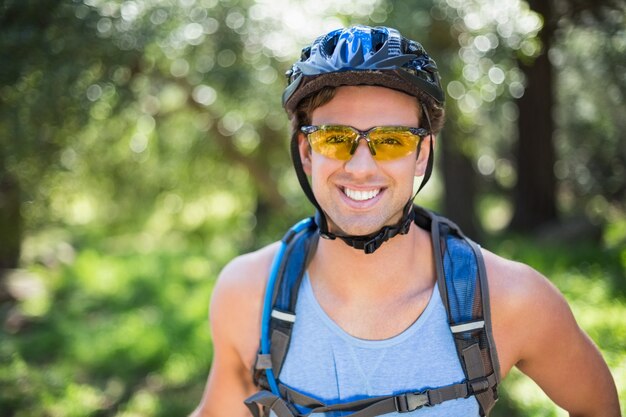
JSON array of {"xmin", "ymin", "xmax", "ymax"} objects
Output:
[
  {"xmin": 191, "ymin": 244, "xmax": 278, "ymax": 417},
  {"xmin": 488, "ymin": 255, "xmax": 620, "ymax": 417},
  {"xmin": 516, "ymin": 273, "xmax": 619, "ymax": 416}
]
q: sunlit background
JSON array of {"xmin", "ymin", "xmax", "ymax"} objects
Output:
[{"xmin": 1, "ymin": 0, "xmax": 624, "ymax": 415}]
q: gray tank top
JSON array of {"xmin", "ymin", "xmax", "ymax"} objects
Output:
[{"xmin": 278, "ymin": 274, "xmax": 479, "ymax": 416}]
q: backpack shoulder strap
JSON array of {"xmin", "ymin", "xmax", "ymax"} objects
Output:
[
  {"xmin": 248, "ymin": 209, "xmax": 500, "ymax": 417},
  {"xmin": 253, "ymin": 217, "xmax": 318, "ymax": 395},
  {"xmin": 422, "ymin": 207, "xmax": 500, "ymax": 416}
]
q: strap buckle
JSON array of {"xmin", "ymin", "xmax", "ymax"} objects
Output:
[
  {"xmin": 363, "ymin": 239, "xmax": 379, "ymax": 254},
  {"xmin": 394, "ymin": 392, "xmax": 430, "ymax": 413},
  {"xmin": 469, "ymin": 377, "xmax": 490, "ymax": 394},
  {"xmin": 254, "ymin": 353, "xmax": 273, "ymax": 370}
]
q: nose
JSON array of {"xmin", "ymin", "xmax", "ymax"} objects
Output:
[{"xmin": 344, "ymin": 137, "xmax": 378, "ymax": 176}]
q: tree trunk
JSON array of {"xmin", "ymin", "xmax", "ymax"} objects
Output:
[
  {"xmin": 0, "ymin": 172, "xmax": 22, "ymax": 302},
  {"xmin": 0, "ymin": 173, "xmax": 21, "ymax": 268},
  {"xmin": 441, "ymin": 126, "xmax": 481, "ymax": 241},
  {"xmin": 509, "ymin": 0, "xmax": 558, "ymax": 231},
  {"xmin": 421, "ymin": 18, "xmax": 481, "ymax": 240}
]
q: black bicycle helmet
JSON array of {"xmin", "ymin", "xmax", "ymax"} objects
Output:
[
  {"xmin": 283, "ymin": 25, "xmax": 444, "ymax": 114},
  {"xmin": 285, "ymin": 25, "xmax": 445, "ymax": 254}
]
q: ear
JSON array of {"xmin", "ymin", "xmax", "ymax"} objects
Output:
[
  {"xmin": 415, "ymin": 135, "xmax": 435, "ymax": 177},
  {"xmin": 298, "ymin": 132, "xmax": 313, "ymax": 175}
]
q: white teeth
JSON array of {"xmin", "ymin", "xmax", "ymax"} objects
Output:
[{"xmin": 344, "ymin": 188, "xmax": 380, "ymax": 201}]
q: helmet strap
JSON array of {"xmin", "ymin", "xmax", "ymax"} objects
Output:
[
  {"xmin": 415, "ymin": 103, "xmax": 434, "ymax": 194},
  {"xmin": 315, "ymin": 202, "xmax": 415, "ymax": 254},
  {"xmin": 290, "ymin": 131, "xmax": 328, "ymax": 227}
]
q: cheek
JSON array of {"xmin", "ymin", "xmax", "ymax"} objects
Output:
[
  {"xmin": 385, "ymin": 158, "xmax": 421, "ymax": 194},
  {"xmin": 309, "ymin": 157, "xmax": 343, "ymax": 191},
  {"xmin": 388, "ymin": 155, "xmax": 420, "ymax": 178},
  {"xmin": 310, "ymin": 157, "xmax": 330, "ymax": 182}
]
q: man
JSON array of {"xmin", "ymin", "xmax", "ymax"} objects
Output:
[{"xmin": 192, "ymin": 26, "xmax": 620, "ymax": 416}]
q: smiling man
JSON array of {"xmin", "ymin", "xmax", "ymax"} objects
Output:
[{"xmin": 191, "ymin": 26, "xmax": 620, "ymax": 417}]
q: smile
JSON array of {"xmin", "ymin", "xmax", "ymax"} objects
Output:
[{"xmin": 343, "ymin": 187, "xmax": 381, "ymax": 201}]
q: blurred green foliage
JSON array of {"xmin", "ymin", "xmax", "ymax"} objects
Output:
[
  {"xmin": 2, "ymin": 225, "xmax": 625, "ymax": 415},
  {"xmin": 1, "ymin": 233, "xmax": 221, "ymax": 416},
  {"xmin": 1, "ymin": 0, "xmax": 625, "ymax": 416}
]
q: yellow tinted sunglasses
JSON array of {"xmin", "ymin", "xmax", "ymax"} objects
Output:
[{"xmin": 301, "ymin": 125, "xmax": 429, "ymax": 161}]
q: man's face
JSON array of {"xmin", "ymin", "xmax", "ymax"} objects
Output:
[{"xmin": 298, "ymin": 85, "xmax": 432, "ymax": 236}]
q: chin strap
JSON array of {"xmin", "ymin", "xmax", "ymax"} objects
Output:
[{"xmin": 314, "ymin": 201, "xmax": 415, "ymax": 254}]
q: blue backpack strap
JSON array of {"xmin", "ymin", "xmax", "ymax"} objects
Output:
[
  {"xmin": 249, "ymin": 208, "xmax": 500, "ymax": 417},
  {"xmin": 253, "ymin": 218, "xmax": 318, "ymax": 396},
  {"xmin": 423, "ymin": 207, "xmax": 500, "ymax": 416}
]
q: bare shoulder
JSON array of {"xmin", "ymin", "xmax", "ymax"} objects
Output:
[
  {"xmin": 482, "ymin": 248, "xmax": 561, "ymax": 314},
  {"xmin": 191, "ymin": 242, "xmax": 282, "ymax": 417},
  {"xmin": 210, "ymin": 241, "xmax": 281, "ymax": 368},
  {"xmin": 213, "ymin": 241, "xmax": 280, "ymax": 303}
]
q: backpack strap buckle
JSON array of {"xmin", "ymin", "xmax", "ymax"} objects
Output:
[
  {"xmin": 394, "ymin": 392, "xmax": 429, "ymax": 413},
  {"xmin": 470, "ymin": 377, "xmax": 490, "ymax": 394},
  {"xmin": 255, "ymin": 354, "xmax": 273, "ymax": 370}
]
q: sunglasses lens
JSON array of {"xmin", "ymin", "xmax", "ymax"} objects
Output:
[
  {"xmin": 369, "ymin": 127, "xmax": 420, "ymax": 160},
  {"xmin": 306, "ymin": 126, "xmax": 422, "ymax": 161},
  {"xmin": 308, "ymin": 126, "xmax": 356, "ymax": 160}
]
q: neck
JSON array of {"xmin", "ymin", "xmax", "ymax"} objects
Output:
[{"xmin": 308, "ymin": 223, "xmax": 435, "ymax": 301}]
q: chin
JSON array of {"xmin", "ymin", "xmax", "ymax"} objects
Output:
[
  {"xmin": 329, "ymin": 216, "xmax": 390, "ymax": 237},
  {"xmin": 323, "ymin": 202, "xmax": 407, "ymax": 235}
]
